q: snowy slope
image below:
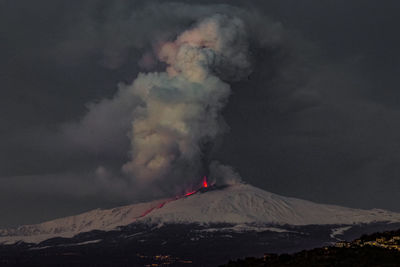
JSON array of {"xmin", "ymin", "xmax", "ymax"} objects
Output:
[
  {"xmin": 1, "ymin": 183, "xmax": 400, "ymax": 244},
  {"xmin": 142, "ymin": 184, "xmax": 400, "ymax": 225},
  {"xmin": 0, "ymin": 198, "xmax": 169, "ymax": 244}
]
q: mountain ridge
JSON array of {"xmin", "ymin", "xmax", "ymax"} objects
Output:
[{"xmin": 1, "ymin": 183, "xmax": 400, "ymax": 244}]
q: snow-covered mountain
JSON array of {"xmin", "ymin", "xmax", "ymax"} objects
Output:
[{"xmin": 1, "ymin": 183, "xmax": 400, "ymax": 244}]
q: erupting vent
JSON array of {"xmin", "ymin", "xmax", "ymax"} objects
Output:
[
  {"xmin": 138, "ymin": 176, "xmax": 211, "ymax": 219},
  {"xmin": 202, "ymin": 176, "xmax": 208, "ymax": 188}
]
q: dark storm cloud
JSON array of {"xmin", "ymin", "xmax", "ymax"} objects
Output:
[{"xmin": 1, "ymin": 0, "xmax": 400, "ymax": 227}]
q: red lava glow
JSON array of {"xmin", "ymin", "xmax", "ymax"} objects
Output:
[
  {"xmin": 139, "ymin": 200, "xmax": 173, "ymax": 218},
  {"xmin": 136, "ymin": 176, "xmax": 210, "ymax": 220},
  {"xmin": 139, "ymin": 207, "xmax": 157, "ymax": 218},
  {"xmin": 184, "ymin": 191, "xmax": 196, "ymax": 197},
  {"xmin": 203, "ymin": 176, "xmax": 208, "ymax": 188}
]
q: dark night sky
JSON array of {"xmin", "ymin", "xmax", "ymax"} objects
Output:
[{"xmin": 1, "ymin": 0, "xmax": 400, "ymax": 228}]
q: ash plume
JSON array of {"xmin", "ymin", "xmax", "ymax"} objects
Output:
[
  {"xmin": 59, "ymin": 4, "xmax": 287, "ymax": 196},
  {"xmin": 121, "ymin": 14, "xmax": 250, "ymax": 187}
]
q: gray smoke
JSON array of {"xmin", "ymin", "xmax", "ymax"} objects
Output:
[
  {"xmin": 120, "ymin": 14, "xmax": 250, "ymax": 187},
  {"xmin": 60, "ymin": 4, "xmax": 286, "ymax": 194}
]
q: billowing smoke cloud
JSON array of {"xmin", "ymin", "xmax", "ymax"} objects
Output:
[
  {"xmin": 58, "ymin": 4, "xmax": 287, "ymax": 196},
  {"xmin": 120, "ymin": 14, "xmax": 250, "ymax": 187}
]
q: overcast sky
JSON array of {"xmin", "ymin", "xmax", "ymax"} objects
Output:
[{"xmin": 1, "ymin": 0, "xmax": 400, "ymax": 228}]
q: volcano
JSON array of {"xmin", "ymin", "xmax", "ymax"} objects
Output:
[
  {"xmin": 1, "ymin": 183, "xmax": 400, "ymax": 266},
  {"xmin": 1, "ymin": 183, "xmax": 400, "ymax": 243}
]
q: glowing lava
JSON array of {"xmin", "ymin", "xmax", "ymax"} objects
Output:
[
  {"xmin": 184, "ymin": 191, "xmax": 196, "ymax": 197},
  {"xmin": 203, "ymin": 176, "xmax": 208, "ymax": 188},
  {"xmin": 136, "ymin": 176, "xmax": 210, "ymax": 220}
]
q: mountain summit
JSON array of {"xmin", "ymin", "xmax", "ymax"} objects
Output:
[{"xmin": 1, "ymin": 183, "xmax": 400, "ymax": 244}]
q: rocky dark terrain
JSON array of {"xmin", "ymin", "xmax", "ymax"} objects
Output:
[{"xmin": 1, "ymin": 222, "xmax": 400, "ymax": 266}]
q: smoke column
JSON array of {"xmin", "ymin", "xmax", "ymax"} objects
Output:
[
  {"xmin": 65, "ymin": 13, "xmax": 254, "ymax": 194},
  {"xmin": 119, "ymin": 14, "xmax": 250, "ymax": 188},
  {"xmin": 56, "ymin": 4, "xmax": 291, "ymax": 196}
]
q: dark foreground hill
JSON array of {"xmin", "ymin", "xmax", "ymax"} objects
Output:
[
  {"xmin": 1, "ymin": 223, "xmax": 400, "ymax": 266},
  {"xmin": 222, "ymin": 229, "xmax": 400, "ymax": 267}
]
